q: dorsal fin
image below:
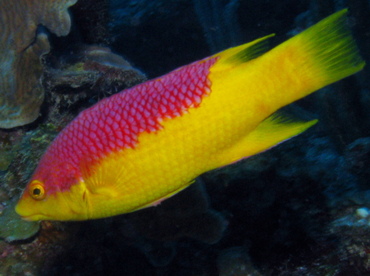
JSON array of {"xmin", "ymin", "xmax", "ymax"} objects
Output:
[
  {"xmin": 225, "ymin": 34, "xmax": 274, "ymax": 64},
  {"xmin": 213, "ymin": 34, "xmax": 275, "ymax": 67}
]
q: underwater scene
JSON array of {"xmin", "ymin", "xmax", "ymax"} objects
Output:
[{"xmin": 1, "ymin": 0, "xmax": 370, "ymax": 275}]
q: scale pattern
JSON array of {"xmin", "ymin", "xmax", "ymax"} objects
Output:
[{"xmin": 34, "ymin": 57, "xmax": 218, "ymax": 191}]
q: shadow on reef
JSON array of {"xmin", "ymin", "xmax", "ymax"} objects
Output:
[{"xmin": 1, "ymin": 0, "xmax": 370, "ymax": 275}]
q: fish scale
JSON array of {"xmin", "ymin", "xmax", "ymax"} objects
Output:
[{"xmin": 27, "ymin": 57, "xmax": 217, "ymax": 194}]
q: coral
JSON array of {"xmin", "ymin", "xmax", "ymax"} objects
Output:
[
  {"xmin": 0, "ymin": 221, "xmax": 79, "ymax": 275},
  {"xmin": 0, "ymin": 200, "xmax": 40, "ymax": 242},
  {"xmin": 0, "ymin": 0, "xmax": 77, "ymax": 128},
  {"xmin": 44, "ymin": 45, "xmax": 146, "ymax": 96},
  {"xmin": 329, "ymin": 205, "xmax": 370, "ymax": 273}
]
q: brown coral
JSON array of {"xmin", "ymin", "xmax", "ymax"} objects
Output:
[{"xmin": 0, "ymin": 0, "xmax": 77, "ymax": 128}]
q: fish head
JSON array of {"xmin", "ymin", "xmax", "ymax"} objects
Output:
[{"xmin": 15, "ymin": 177, "xmax": 89, "ymax": 221}]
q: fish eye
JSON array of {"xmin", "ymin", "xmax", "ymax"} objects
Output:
[{"xmin": 29, "ymin": 180, "xmax": 46, "ymax": 200}]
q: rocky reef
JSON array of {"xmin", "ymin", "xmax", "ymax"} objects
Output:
[{"xmin": 0, "ymin": 0, "xmax": 78, "ymax": 129}]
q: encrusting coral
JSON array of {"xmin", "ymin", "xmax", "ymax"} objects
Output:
[
  {"xmin": 0, "ymin": 200, "xmax": 40, "ymax": 242},
  {"xmin": 0, "ymin": 0, "xmax": 77, "ymax": 128}
]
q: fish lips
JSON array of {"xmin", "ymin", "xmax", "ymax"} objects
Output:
[{"xmin": 14, "ymin": 195, "xmax": 49, "ymax": 221}]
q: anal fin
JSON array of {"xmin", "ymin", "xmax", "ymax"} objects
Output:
[{"xmin": 217, "ymin": 110, "xmax": 318, "ymax": 165}]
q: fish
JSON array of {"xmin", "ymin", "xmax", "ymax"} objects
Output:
[{"xmin": 16, "ymin": 9, "xmax": 365, "ymax": 221}]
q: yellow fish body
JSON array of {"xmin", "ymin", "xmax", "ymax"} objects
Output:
[{"xmin": 16, "ymin": 10, "xmax": 364, "ymax": 221}]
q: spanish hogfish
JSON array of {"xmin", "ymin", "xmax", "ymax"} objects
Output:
[{"xmin": 16, "ymin": 10, "xmax": 364, "ymax": 221}]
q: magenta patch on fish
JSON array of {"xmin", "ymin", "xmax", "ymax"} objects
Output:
[{"xmin": 32, "ymin": 57, "xmax": 218, "ymax": 192}]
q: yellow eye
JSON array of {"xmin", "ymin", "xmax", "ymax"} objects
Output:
[{"xmin": 29, "ymin": 180, "xmax": 46, "ymax": 200}]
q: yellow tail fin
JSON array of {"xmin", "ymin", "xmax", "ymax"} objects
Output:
[
  {"xmin": 262, "ymin": 8, "xmax": 365, "ymax": 106},
  {"xmin": 292, "ymin": 8, "xmax": 365, "ymax": 87}
]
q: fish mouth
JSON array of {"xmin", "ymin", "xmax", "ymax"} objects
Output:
[
  {"xmin": 18, "ymin": 213, "xmax": 50, "ymax": 222},
  {"xmin": 15, "ymin": 203, "xmax": 50, "ymax": 221}
]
